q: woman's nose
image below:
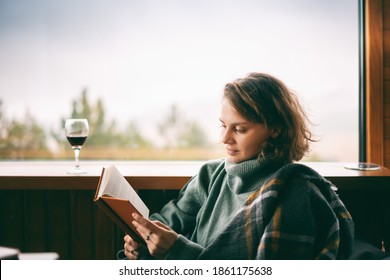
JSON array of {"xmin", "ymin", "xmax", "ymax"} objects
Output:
[{"xmin": 221, "ymin": 128, "xmax": 233, "ymax": 144}]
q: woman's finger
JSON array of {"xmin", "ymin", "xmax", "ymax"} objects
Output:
[
  {"xmin": 123, "ymin": 234, "xmax": 142, "ymax": 260},
  {"xmin": 152, "ymin": 220, "xmax": 171, "ymax": 230},
  {"xmin": 132, "ymin": 213, "xmax": 160, "ymax": 242},
  {"xmin": 131, "ymin": 213, "xmax": 179, "ymax": 259},
  {"xmin": 124, "ymin": 243, "xmax": 139, "ymax": 259},
  {"xmin": 124, "ymin": 234, "xmax": 140, "ymax": 249}
]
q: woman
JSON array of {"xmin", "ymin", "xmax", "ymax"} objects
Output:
[{"xmin": 122, "ymin": 72, "xmax": 354, "ymax": 260}]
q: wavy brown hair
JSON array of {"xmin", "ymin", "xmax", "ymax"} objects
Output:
[{"xmin": 223, "ymin": 72, "xmax": 314, "ymax": 162}]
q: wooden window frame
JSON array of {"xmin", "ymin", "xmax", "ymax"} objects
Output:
[{"xmin": 362, "ymin": 0, "xmax": 386, "ymax": 165}]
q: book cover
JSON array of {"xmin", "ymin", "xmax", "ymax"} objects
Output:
[{"xmin": 94, "ymin": 165, "xmax": 149, "ymax": 245}]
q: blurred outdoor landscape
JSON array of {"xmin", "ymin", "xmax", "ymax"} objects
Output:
[
  {"xmin": 0, "ymin": 0, "xmax": 359, "ymax": 162},
  {"xmin": 0, "ymin": 89, "xmax": 226, "ymax": 160}
]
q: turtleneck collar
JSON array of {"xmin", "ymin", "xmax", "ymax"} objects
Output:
[{"xmin": 224, "ymin": 157, "xmax": 282, "ymax": 194}]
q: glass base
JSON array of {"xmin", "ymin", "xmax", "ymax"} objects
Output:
[
  {"xmin": 344, "ymin": 162, "xmax": 381, "ymax": 171},
  {"xmin": 67, "ymin": 167, "xmax": 87, "ymax": 174}
]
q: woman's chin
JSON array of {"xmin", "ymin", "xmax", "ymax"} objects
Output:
[{"xmin": 226, "ymin": 155, "xmax": 243, "ymax": 164}]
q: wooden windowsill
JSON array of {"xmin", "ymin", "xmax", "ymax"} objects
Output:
[{"xmin": 0, "ymin": 160, "xmax": 390, "ymax": 191}]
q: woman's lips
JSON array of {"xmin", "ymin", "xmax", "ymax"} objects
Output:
[{"xmin": 226, "ymin": 148, "xmax": 239, "ymax": 156}]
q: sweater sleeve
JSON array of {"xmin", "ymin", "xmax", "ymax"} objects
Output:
[
  {"xmin": 149, "ymin": 175, "xmax": 205, "ymax": 237},
  {"xmin": 150, "ymin": 159, "xmax": 223, "ymax": 237},
  {"xmin": 149, "ymin": 160, "xmax": 224, "ymax": 259},
  {"xmin": 164, "ymin": 235, "xmax": 205, "ymax": 260}
]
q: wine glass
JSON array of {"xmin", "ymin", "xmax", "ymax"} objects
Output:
[{"xmin": 65, "ymin": 119, "xmax": 89, "ymax": 174}]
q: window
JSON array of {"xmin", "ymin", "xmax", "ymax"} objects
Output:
[{"xmin": 0, "ymin": 0, "xmax": 359, "ymax": 161}]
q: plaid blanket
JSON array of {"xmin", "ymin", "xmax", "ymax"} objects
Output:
[{"xmin": 198, "ymin": 163, "xmax": 354, "ymax": 259}]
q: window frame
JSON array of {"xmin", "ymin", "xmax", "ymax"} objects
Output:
[{"xmin": 359, "ymin": 0, "xmax": 366, "ymax": 162}]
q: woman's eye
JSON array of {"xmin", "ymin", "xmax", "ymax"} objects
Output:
[{"xmin": 235, "ymin": 127, "xmax": 246, "ymax": 134}]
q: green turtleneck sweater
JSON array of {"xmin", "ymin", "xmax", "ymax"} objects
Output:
[{"xmin": 150, "ymin": 157, "xmax": 283, "ymax": 260}]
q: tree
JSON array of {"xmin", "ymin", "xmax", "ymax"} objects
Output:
[
  {"xmin": 54, "ymin": 88, "xmax": 151, "ymax": 149},
  {"xmin": 178, "ymin": 121, "xmax": 209, "ymax": 148},
  {"xmin": 157, "ymin": 104, "xmax": 210, "ymax": 148},
  {"xmin": 0, "ymin": 100, "xmax": 49, "ymax": 159},
  {"xmin": 0, "ymin": 100, "xmax": 9, "ymax": 153}
]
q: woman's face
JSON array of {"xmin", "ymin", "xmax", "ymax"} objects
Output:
[{"xmin": 220, "ymin": 98, "xmax": 273, "ymax": 163}]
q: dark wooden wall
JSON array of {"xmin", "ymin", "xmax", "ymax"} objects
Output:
[
  {"xmin": 0, "ymin": 189, "xmax": 179, "ymax": 259},
  {"xmin": 1, "ymin": 186, "xmax": 389, "ymax": 259},
  {"xmin": 338, "ymin": 189, "xmax": 389, "ymax": 252}
]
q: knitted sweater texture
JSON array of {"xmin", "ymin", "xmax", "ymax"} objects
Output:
[{"xmin": 136, "ymin": 159, "xmax": 354, "ymax": 259}]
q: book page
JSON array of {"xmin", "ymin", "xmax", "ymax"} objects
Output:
[{"xmin": 98, "ymin": 165, "xmax": 149, "ymax": 217}]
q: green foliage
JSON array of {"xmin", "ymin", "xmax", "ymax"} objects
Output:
[
  {"xmin": 157, "ymin": 104, "xmax": 210, "ymax": 148},
  {"xmin": 178, "ymin": 121, "xmax": 209, "ymax": 148},
  {"xmin": 56, "ymin": 88, "xmax": 151, "ymax": 149},
  {"xmin": 0, "ymin": 100, "xmax": 48, "ymax": 159},
  {"xmin": 60, "ymin": 92, "xmax": 210, "ymax": 150},
  {"xmin": 1, "ymin": 89, "xmax": 211, "ymax": 159}
]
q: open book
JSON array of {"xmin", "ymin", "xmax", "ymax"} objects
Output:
[{"xmin": 94, "ymin": 165, "xmax": 149, "ymax": 244}]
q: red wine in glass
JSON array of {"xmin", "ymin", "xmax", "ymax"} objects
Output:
[
  {"xmin": 65, "ymin": 119, "xmax": 89, "ymax": 174},
  {"xmin": 66, "ymin": 136, "xmax": 88, "ymax": 148}
]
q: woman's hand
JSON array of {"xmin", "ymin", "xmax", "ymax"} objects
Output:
[
  {"xmin": 123, "ymin": 234, "xmax": 143, "ymax": 260},
  {"xmin": 132, "ymin": 213, "xmax": 178, "ymax": 259}
]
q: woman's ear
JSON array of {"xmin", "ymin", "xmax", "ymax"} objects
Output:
[{"xmin": 271, "ymin": 127, "xmax": 280, "ymax": 139}]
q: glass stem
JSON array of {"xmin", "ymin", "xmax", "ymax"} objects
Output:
[{"xmin": 73, "ymin": 148, "xmax": 81, "ymax": 169}]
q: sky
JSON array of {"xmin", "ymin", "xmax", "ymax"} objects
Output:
[{"xmin": 0, "ymin": 0, "xmax": 359, "ymax": 161}]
